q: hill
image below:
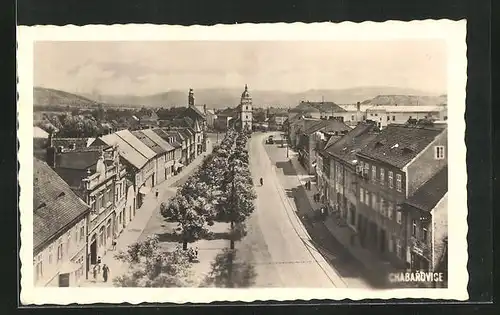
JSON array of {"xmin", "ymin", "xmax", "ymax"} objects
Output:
[
  {"xmin": 362, "ymin": 94, "xmax": 447, "ymax": 106},
  {"xmin": 40, "ymin": 86, "xmax": 445, "ymax": 110},
  {"xmin": 34, "ymin": 87, "xmax": 98, "ymax": 108}
]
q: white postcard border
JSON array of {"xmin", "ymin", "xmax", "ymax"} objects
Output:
[{"xmin": 18, "ymin": 20, "xmax": 468, "ymax": 304}]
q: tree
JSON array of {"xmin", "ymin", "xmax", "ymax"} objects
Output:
[
  {"xmin": 113, "ymin": 235, "xmax": 194, "ymax": 287},
  {"xmin": 160, "ymin": 192, "xmax": 213, "ymax": 250}
]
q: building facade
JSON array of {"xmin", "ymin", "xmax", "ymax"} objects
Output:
[
  {"xmin": 366, "ymin": 105, "xmax": 447, "ymax": 129},
  {"xmin": 34, "ymin": 158, "xmax": 90, "ymax": 287},
  {"xmin": 403, "ymin": 166, "xmax": 448, "ymax": 279},
  {"xmin": 355, "ymin": 124, "xmax": 448, "ymax": 269}
]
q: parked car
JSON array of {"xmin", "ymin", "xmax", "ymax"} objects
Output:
[{"xmin": 265, "ymin": 135, "xmax": 274, "ymax": 144}]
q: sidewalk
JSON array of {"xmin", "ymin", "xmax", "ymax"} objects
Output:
[
  {"xmin": 80, "ymin": 146, "xmax": 213, "ymax": 287},
  {"xmin": 287, "ymin": 150, "xmax": 398, "ymax": 287}
]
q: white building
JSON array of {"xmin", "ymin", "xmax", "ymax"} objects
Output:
[
  {"xmin": 239, "ymin": 84, "xmax": 253, "ymax": 131},
  {"xmin": 366, "ymin": 105, "xmax": 447, "ymax": 129},
  {"xmin": 33, "ymin": 158, "xmax": 90, "ymax": 287}
]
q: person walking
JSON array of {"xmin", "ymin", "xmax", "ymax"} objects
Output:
[
  {"xmin": 155, "ymin": 189, "xmax": 159, "ymax": 198},
  {"xmin": 111, "ymin": 239, "xmax": 117, "ymax": 251},
  {"xmin": 260, "ymin": 177, "xmax": 263, "ymax": 186},
  {"xmin": 102, "ymin": 264, "xmax": 109, "ymax": 282}
]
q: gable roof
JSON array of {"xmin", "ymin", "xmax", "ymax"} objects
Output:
[
  {"xmin": 33, "ymin": 158, "xmax": 90, "ymax": 252},
  {"xmin": 405, "ymin": 166, "xmax": 448, "ymax": 212},
  {"xmin": 152, "ymin": 128, "xmax": 182, "ymax": 149},
  {"xmin": 185, "ymin": 106, "xmax": 206, "ymax": 120},
  {"xmin": 56, "ymin": 150, "xmax": 102, "ymax": 170},
  {"xmin": 97, "ymin": 133, "xmax": 148, "ymax": 169},
  {"xmin": 140, "ymin": 128, "xmax": 175, "ymax": 152},
  {"xmin": 291, "ymin": 101, "xmax": 347, "ymax": 114},
  {"xmin": 132, "ymin": 130, "xmax": 166, "ymax": 155},
  {"xmin": 325, "ymin": 122, "xmax": 380, "ymax": 166},
  {"xmin": 302, "ymin": 119, "xmax": 350, "ymax": 135},
  {"xmin": 52, "ymin": 138, "xmax": 91, "ymax": 150},
  {"xmin": 115, "ymin": 130, "xmax": 156, "ymax": 160},
  {"xmin": 358, "ymin": 124, "xmax": 445, "ymax": 169},
  {"xmin": 33, "ymin": 126, "xmax": 49, "ymax": 138}
]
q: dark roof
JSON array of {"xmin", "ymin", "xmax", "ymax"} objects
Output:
[
  {"xmin": 302, "ymin": 119, "xmax": 350, "ymax": 135},
  {"xmin": 184, "ymin": 106, "xmax": 206, "ymax": 120},
  {"xmin": 325, "ymin": 122, "xmax": 380, "ymax": 165},
  {"xmin": 291, "ymin": 101, "xmax": 347, "ymax": 113},
  {"xmin": 56, "ymin": 150, "xmax": 102, "ymax": 170},
  {"xmin": 52, "ymin": 138, "xmax": 91, "ymax": 149},
  {"xmin": 405, "ymin": 166, "xmax": 448, "ymax": 211},
  {"xmin": 358, "ymin": 124, "xmax": 445, "ymax": 168},
  {"xmin": 132, "ymin": 130, "xmax": 166, "ymax": 155},
  {"xmin": 152, "ymin": 128, "xmax": 182, "ymax": 148},
  {"xmin": 33, "ymin": 158, "xmax": 89, "ymax": 252}
]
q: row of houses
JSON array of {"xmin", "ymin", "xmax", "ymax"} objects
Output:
[
  {"xmin": 33, "ymin": 116, "xmax": 207, "ymax": 286},
  {"xmin": 286, "ymin": 114, "xmax": 448, "ymax": 282},
  {"xmin": 289, "ymin": 100, "xmax": 447, "ymax": 129}
]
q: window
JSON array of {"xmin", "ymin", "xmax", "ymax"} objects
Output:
[
  {"xmin": 396, "ymin": 238, "xmax": 402, "ymax": 258},
  {"xmin": 79, "ymin": 225, "xmax": 85, "ymax": 242},
  {"xmin": 246, "ymin": 115, "xmax": 248, "ymax": 119},
  {"xmin": 387, "ymin": 202, "xmax": 393, "ymax": 219},
  {"xmin": 34, "ymin": 254, "xmax": 43, "ymax": 281},
  {"xmin": 412, "ymin": 219, "xmax": 417, "ymax": 237},
  {"xmin": 371, "ymin": 165, "xmax": 377, "ymax": 181},
  {"xmin": 380, "ymin": 197, "xmax": 386, "ymax": 216},
  {"xmin": 48, "ymin": 245, "xmax": 53, "ymax": 264},
  {"xmin": 359, "ymin": 187, "xmax": 364, "ymax": 203},
  {"xmin": 388, "ymin": 237, "xmax": 393, "ymax": 252},
  {"xmin": 363, "ymin": 163, "xmax": 369, "ymax": 175},
  {"xmin": 435, "ymin": 145, "xmax": 445, "ymax": 160},
  {"xmin": 375, "ymin": 113, "xmax": 378, "ymax": 116},
  {"xmin": 380, "ymin": 168, "xmax": 385, "ymax": 185},
  {"xmin": 388, "ymin": 171, "xmax": 394, "ymax": 189},
  {"xmin": 370, "ymin": 113, "xmax": 373, "ymax": 116},
  {"xmin": 351, "ymin": 115, "xmax": 355, "ymax": 121},
  {"xmin": 422, "ymin": 226, "xmax": 428, "ymax": 242},
  {"xmin": 396, "ymin": 210, "xmax": 402, "ymax": 224},
  {"xmin": 57, "ymin": 242, "xmax": 64, "ymax": 262},
  {"xmin": 392, "ymin": 116, "xmax": 395, "ymax": 121},
  {"xmin": 365, "ymin": 190, "xmax": 370, "ymax": 206},
  {"xmin": 349, "ymin": 206, "xmax": 356, "ymax": 226},
  {"xmin": 396, "ymin": 174, "xmax": 402, "ymax": 192},
  {"xmin": 387, "ymin": 116, "xmax": 390, "ymax": 121},
  {"xmin": 372, "ymin": 193, "xmax": 378, "ymax": 211},
  {"xmin": 67, "ymin": 233, "xmax": 72, "ymax": 254},
  {"xmin": 246, "ymin": 106, "xmax": 248, "ymax": 110}
]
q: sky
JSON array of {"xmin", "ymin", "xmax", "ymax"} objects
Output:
[{"xmin": 34, "ymin": 41, "xmax": 447, "ymax": 96}]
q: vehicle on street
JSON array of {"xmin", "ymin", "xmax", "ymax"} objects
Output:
[{"xmin": 265, "ymin": 135, "xmax": 274, "ymax": 144}]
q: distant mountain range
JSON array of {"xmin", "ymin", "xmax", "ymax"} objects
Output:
[
  {"xmin": 34, "ymin": 87, "xmax": 98, "ymax": 107},
  {"xmin": 34, "ymin": 86, "xmax": 446, "ymax": 110}
]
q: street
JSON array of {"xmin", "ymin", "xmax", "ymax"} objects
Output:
[{"xmin": 232, "ymin": 132, "xmax": 371, "ymax": 288}]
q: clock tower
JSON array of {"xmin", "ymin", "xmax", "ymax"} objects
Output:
[{"xmin": 240, "ymin": 84, "xmax": 253, "ymax": 131}]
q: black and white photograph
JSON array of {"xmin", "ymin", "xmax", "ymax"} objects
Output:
[{"xmin": 18, "ymin": 21, "xmax": 468, "ymax": 303}]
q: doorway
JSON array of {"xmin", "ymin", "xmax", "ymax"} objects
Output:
[
  {"xmin": 90, "ymin": 235, "xmax": 97, "ymax": 264},
  {"xmin": 379, "ymin": 228, "xmax": 386, "ymax": 253}
]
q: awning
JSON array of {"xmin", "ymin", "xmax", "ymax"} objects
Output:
[
  {"xmin": 59, "ymin": 261, "xmax": 82, "ymax": 274},
  {"xmin": 175, "ymin": 162, "xmax": 184, "ymax": 169},
  {"xmin": 139, "ymin": 186, "xmax": 151, "ymax": 195}
]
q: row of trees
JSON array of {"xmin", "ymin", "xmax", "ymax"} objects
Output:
[{"xmin": 114, "ymin": 128, "xmax": 256, "ymax": 287}]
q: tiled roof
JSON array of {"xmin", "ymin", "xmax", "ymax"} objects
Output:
[
  {"xmin": 97, "ymin": 133, "xmax": 148, "ymax": 169},
  {"xmin": 291, "ymin": 101, "xmax": 347, "ymax": 113},
  {"xmin": 185, "ymin": 105, "xmax": 206, "ymax": 120},
  {"xmin": 405, "ymin": 166, "xmax": 448, "ymax": 212},
  {"xmin": 115, "ymin": 130, "xmax": 156, "ymax": 160},
  {"xmin": 325, "ymin": 122, "xmax": 380, "ymax": 165},
  {"xmin": 140, "ymin": 129, "xmax": 175, "ymax": 152},
  {"xmin": 56, "ymin": 150, "xmax": 102, "ymax": 170},
  {"xmin": 52, "ymin": 138, "xmax": 91, "ymax": 149},
  {"xmin": 358, "ymin": 124, "xmax": 444, "ymax": 168},
  {"xmin": 302, "ymin": 119, "xmax": 350, "ymax": 135},
  {"xmin": 33, "ymin": 158, "xmax": 89, "ymax": 252},
  {"xmin": 132, "ymin": 130, "xmax": 166, "ymax": 155},
  {"xmin": 152, "ymin": 128, "xmax": 182, "ymax": 148}
]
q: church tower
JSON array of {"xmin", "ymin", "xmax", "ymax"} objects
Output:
[
  {"xmin": 188, "ymin": 88, "xmax": 195, "ymax": 107},
  {"xmin": 240, "ymin": 84, "xmax": 253, "ymax": 131}
]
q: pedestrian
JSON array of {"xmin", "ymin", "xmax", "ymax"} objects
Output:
[
  {"xmin": 155, "ymin": 189, "xmax": 159, "ymax": 198},
  {"xmin": 102, "ymin": 264, "xmax": 109, "ymax": 282},
  {"xmin": 97, "ymin": 256, "xmax": 102, "ymax": 273},
  {"xmin": 111, "ymin": 240, "xmax": 117, "ymax": 251},
  {"xmin": 92, "ymin": 265, "xmax": 97, "ymax": 279},
  {"xmin": 195, "ymin": 247, "xmax": 199, "ymax": 258}
]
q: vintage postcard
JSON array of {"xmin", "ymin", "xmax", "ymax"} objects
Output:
[{"xmin": 18, "ymin": 21, "xmax": 468, "ymax": 304}]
